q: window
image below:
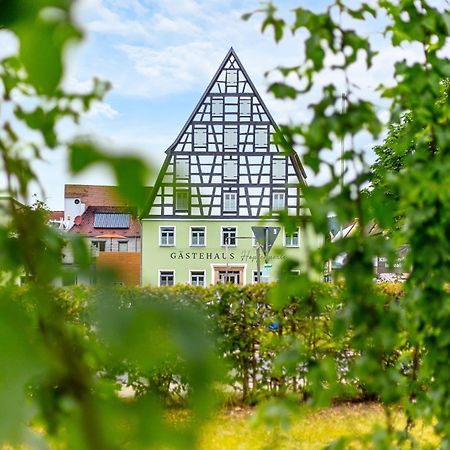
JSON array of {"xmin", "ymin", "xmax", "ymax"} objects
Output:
[
  {"xmin": 160, "ymin": 227, "xmax": 175, "ymax": 246},
  {"xmin": 240, "ymin": 97, "xmax": 251, "ymax": 117},
  {"xmin": 118, "ymin": 241, "xmax": 128, "ymax": 252},
  {"xmin": 211, "ymin": 97, "xmax": 223, "ymax": 117},
  {"xmin": 273, "ymin": 158, "xmax": 286, "ymax": 180},
  {"xmin": 191, "ymin": 227, "xmax": 206, "ymax": 246},
  {"xmin": 176, "ymin": 158, "xmax": 189, "ymax": 179},
  {"xmin": 224, "ymin": 126, "xmax": 238, "ymax": 150},
  {"xmin": 223, "ymin": 192, "xmax": 237, "ymax": 212},
  {"xmin": 193, "ymin": 126, "xmax": 207, "ymax": 147},
  {"xmin": 222, "ymin": 227, "xmax": 237, "ymax": 246},
  {"xmin": 91, "ymin": 240, "xmax": 106, "ymax": 252},
  {"xmin": 190, "ymin": 271, "xmax": 205, "ymax": 286},
  {"xmin": 255, "ymin": 127, "xmax": 268, "ymax": 147},
  {"xmin": 226, "ymin": 69, "xmax": 238, "ymax": 86},
  {"xmin": 252, "ymin": 271, "xmax": 263, "ymax": 283},
  {"xmin": 175, "ymin": 190, "xmax": 189, "ymax": 212},
  {"xmin": 159, "ymin": 271, "xmax": 175, "ymax": 286},
  {"xmin": 285, "ymin": 229, "xmax": 299, "ymax": 247},
  {"xmin": 224, "ymin": 160, "xmax": 238, "ymax": 180},
  {"xmin": 273, "ymin": 192, "xmax": 285, "ymax": 211}
]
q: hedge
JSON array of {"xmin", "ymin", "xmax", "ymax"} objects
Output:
[{"xmin": 3, "ymin": 282, "xmax": 405, "ymax": 405}]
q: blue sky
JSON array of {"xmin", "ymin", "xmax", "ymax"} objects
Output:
[{"xmin": 0, "ymin": 0, "xmax": 447, "ymax": 209}]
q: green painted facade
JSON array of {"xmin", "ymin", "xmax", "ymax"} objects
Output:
[{"xmin": 141, "ymin": 219, "xmax": 320, "ymax": 286}]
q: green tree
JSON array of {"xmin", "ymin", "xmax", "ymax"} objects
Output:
[
  {"xmin": 245, "ymin": 0, "xmax": 450, "ymax": 447},
  {"xmin": 0, "ymin": 2, "xmax": 222, "ymax": 449}
]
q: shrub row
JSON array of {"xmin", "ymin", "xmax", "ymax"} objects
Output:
[{"xmin": 4, "ymin": 282, "xmax": 405, "ymax": 404}]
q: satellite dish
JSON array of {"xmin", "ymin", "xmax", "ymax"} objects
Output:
[{"xmin": 74, "ymin": 215, "xmax": 82, "ymax": 226}]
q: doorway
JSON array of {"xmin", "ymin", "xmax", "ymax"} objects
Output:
[{"xmin": 213, "ymin": 265, "xmax": 245, "ymax": 285}]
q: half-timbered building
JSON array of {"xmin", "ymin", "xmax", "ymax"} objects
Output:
[{"xmin": 141, "ymin": 48, "xmax": 320, "ymax": 286}]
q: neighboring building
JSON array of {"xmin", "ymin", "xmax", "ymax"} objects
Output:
[
  {"xmin": 329, "ymin": 218, "xmax": 409, "ymax": 281},
  {"xmin": 141, "ymin": 48, "xmax": 321, "ymax": 286},
  {"xmin": 48, "ymin": 210, "xmax": 66, "ymax": 229},
  {"xmin": 63, "ymin": 185, "xmax": 143, "ymax": 285}
]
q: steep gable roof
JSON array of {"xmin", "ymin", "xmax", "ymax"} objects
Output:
[{"xmin": 142, "ymin": 48, "xmax": 307, "ymax": 219}]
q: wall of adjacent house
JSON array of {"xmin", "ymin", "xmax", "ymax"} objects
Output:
[
  {"xmin": 96, "ymin": 252, "xmax": 141, "ymax": 286},
  {"xmin": 88, "ymin": 237, "xmax": 141, "ymax": 255}
]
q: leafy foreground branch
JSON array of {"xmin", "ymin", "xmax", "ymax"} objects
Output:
[{"xmin": 244, "ymin": 0, "xmax": 450, "ymax": 447}]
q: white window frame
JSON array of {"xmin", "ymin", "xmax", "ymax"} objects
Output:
[
  {"xmin": 252, "ymin": 270, "xmax": 263, "ymax": 284},
  {"xmin": 118, "ymin": 240, "xmax": 129, "ymax": 252},
  {"xmin": 223, "ymin": 192, "xmax": 237, "ymax": 212},
  {"xmin": 272, "ymin": 192, "xmax": 286, "ymax": 211},
  {"xmin": 159, "ymin": 226, "xmax": 176, "ymax": 247},
  {"xmin": 284, "ymin": 229, "xmax": 300, "ymax": 248},
  {"xmin": 159, "ymin": 270, "xmax": 175, "ymax": 287},
  {"xmin": 190, "ymin": 226, "xmax": 206, "ymax": 247},
  {"xmin": 221, "ymin": 226, "xmax": 237, "ymax": 247},
  {"xmin": 190, "ymin": 270, "xmax": 206, "ymax": 287}
]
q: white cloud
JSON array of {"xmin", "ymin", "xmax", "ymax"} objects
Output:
[
  {"xmin": 116, "ymin": 42, "xmax": 222, "ymax": 97},
  {"xmin": 85, "ymin": 101, "xmax": 119, "ymax": 119}
]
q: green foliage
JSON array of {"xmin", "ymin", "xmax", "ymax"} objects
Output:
[
  {"xmin": 3, "ymin": 283, "xmax": 406, "ymax": 407},
  {"xmin": 0, "ymin": 1, "xmax": 215, "ymax": 449},
  {"xmin": 245, "ymin": 0, "xmax": 450, "ymax": 447}
]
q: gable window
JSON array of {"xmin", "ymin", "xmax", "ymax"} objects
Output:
[
  {"xmin": 222, "ymin": 227, "xmax": 237, "ymax": 246},
  {"xmin": 118, "ymin": 241, "xmax": 128, "ymax": 252},
  {"xmin": 273, "ymin": 158, "xmax": 286, "ymax": 180},
  {"xmin": 176, "ymin": 158, "xmax": 189, "ymax": 180},
  {"xmin": 190, "ymin": 271, "xmax": 205, "ymax": 286},
  {"xmin": 193, "ymin": 126, "xmax": 207, "ymax": 147},
  {"xmin": 224, "ymin": 159, "xmax": 238, "ymax": 181},
  {"xmin": 160, "ymin": 227, "xmax": 175, "ymax": 246},
  {"xmin": 273, "ymin": 192, "xmax": 285, "ymax": 211},
  {"xmin": 240, "ymin": 97, "xmax": 251, "ymax": 117},
  {"xmin": 223, "ymin": 192, "xmax": 237, "ymax": 212},
  {"xmin": 159, "ymin": 271, "xmax": 175, "ymax": 286},
  {"xmin": 226, "ymin": 69, "xmax": 238, "ymax": 86},
  {"xmin": 285, "ymin": 229, "xmax": 299, "ymax": 247},
  {"xmin": 175, "ymin": 190, "xmax": 189, "ymax": 212},
  {"xmin": 255, "ymin": 127, "xmax": 268, "ymax": 148},
  {"xmin": 191, "ymin": 227, "xmax": 206, "ymax": 246},
  {"xmin": 224, "ymin": 126, "xmax": 238, "ymax": 150},
  {"xmin": 211, "ymin": 97, "xmax": 223, "ymax": 118}
]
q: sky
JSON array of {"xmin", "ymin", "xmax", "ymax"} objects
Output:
[{"xmin": 0, "ymin": 0, "xmax": 448, "ymax": 210}]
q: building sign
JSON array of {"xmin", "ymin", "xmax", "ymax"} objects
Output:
[{"xmin": 169, "ymin": 250, "xmax": 285, "ymax": 262}]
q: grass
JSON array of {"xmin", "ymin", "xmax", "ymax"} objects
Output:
[{"xmin": 197, "ymin": 403, "xmax": 438, "ymax": 450}]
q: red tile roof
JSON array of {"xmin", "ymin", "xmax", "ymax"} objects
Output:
[
  {"xmin": 70, "ymin": 206, "xmax": 140, "ymax": 237},
  {"xmin": 65, "ymin": 185, "xmax": 125, "ymax": 207},
  {"xmin": 50, "ymin": 211, "xmax": 64, "ymax": 221}
]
